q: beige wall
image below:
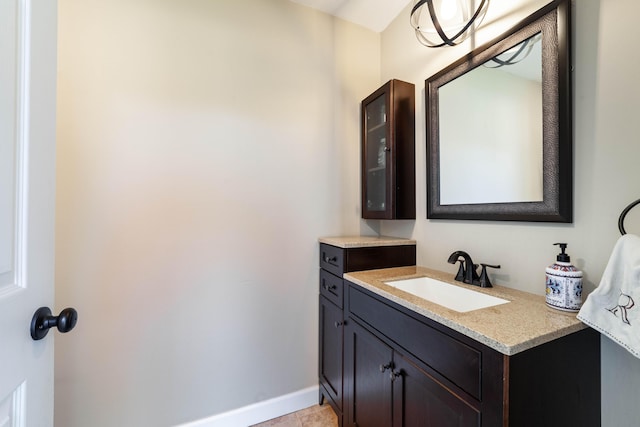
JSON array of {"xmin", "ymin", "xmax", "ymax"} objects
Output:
[
  {"xmin": 379, "ymin": 0, "xmax": 640, "ymax": 425},
  {"xmin": 56, "ymin": 0, "xmax": 640, "ymax": 425},
  {"xmin": 55, "ymin": 0, "xmax": 378, "ymax": 425}
]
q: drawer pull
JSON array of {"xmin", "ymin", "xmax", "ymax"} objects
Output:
[
  {"xmin": 323, "ymin": 255, "xmax": 338, "ymax": 263},
  {"xmin": 322, "ymin": 283, "xmax": 337, "ymax": 291}
]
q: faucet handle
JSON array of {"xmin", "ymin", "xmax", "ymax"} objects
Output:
[
  {"xmin": 472, "ymin": 263, "xmax": 480, "ymax": 281},
  {"xmin": 478, "ymin": 264, "xmax": 501, "ymax": 288},
  {"xmin": 453, "ymin": 260, "xmax": 465, "ymax": 282}
]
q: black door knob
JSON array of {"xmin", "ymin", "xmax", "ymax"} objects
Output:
[{"xmin": 30, "ymin": 306, "xmax": 78, "ymax": 341}]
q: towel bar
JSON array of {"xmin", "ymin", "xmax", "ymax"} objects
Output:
[{"xmin": 618, "ymin": 198, "xmax": 640, "ymax": 235}]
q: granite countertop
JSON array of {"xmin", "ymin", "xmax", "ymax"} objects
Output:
[
  {"xmin": 318, "ymin": 236, "xmax": 416, "ymax": 248},
  {"xmin": 344, "ymin": 266, "xmax": 587, "ymax": 356}
]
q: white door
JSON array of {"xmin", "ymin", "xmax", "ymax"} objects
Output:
[{"xmin": 0, "ymin": 0, "xmax": 58, "ymax": 425}]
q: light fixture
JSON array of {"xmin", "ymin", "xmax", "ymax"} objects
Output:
[{"xmin": 410, "ymin": 0, "xmax": 489, "ymax": 47}]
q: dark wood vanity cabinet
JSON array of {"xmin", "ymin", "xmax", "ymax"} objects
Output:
[
  {"xmin": 345, "ymin": 320, "xmax": 480, "ymax": 427},
  {"xmin": 361, "ymin": 80, "xmax": 415, "ymax": 220},
  {"xmin": 318, "ymin": 242, "xmax": 416, "ymax": 426},
  {"xmin": 343, "ymin": 283, "xmax": 600, "ymax": 427},
  {"xmin": 319, "ymin": 271, "xmax": 344, "ymax": 415}
]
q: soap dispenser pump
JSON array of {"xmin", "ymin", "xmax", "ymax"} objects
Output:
[{"xmin": 545, "ymin": 243, "xmax": 583, "ymax": 312}]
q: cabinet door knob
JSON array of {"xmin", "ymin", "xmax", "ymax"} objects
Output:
[
  {"xmin": 379, "ymin": 362, "xmax": 392, "ymax": 373},
  {"xmin": 334, "ymin": 321, "xmax": 344, "ymax": 328},
  {"xmin": 390, "ymin": 370, "xmax": 402, "ymax": 381}
]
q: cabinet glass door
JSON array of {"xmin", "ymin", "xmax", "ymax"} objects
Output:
[{"xmin": 363, "ymin": 93, "xmax": 389, "ymax": 213}]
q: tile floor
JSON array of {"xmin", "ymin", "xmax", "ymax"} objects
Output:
[{"xmin": 250, "ymin": 404, "xmax": 338, "ymax": 427}]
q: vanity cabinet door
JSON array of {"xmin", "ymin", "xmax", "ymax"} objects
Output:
[
  {"xmin": 344, "ymin": 320, "xmax": 393, "ymax": 427},
  {"xmin": 392, "ymin": 352, "xmax": 480, "ymax": 427},
  {"xmin": 345, "ymin": 320, "xmax": 480, "ymax": 427},
  {"xmin": 319, "ymin": 295, "xmax": 344, "ymax": 411}
]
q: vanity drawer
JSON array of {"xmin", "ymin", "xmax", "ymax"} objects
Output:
[
  {"xmin": 320, "ymin": 269, "xmax": 343, "ymax": 308},
  {"xmin": 347, "ymin": 284, "xmax": 483, "ymax": 400},
  {"xmin": 320, "ymin": 243, "xmax": 416, "ymax": 277},
  {"xmin": 320, "ymin": 244, "xmax": 344, "ymax": 276}
]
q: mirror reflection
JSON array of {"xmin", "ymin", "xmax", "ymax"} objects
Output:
[{"xmin": 439, "ymin": 33, "xmax": 543, "ymax": 205}]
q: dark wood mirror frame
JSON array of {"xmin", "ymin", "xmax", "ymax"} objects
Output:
[{"xmin": 426, "ymin": 0, "xmax": 572, "ymax": 222}]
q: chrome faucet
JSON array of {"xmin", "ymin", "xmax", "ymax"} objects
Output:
[{"xmin": 447, "ymin": 251, "xmax": 500, "ymax": 288}]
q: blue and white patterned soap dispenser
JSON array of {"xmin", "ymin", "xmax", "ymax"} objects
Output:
[{"xmin": 545, "ymin": 243, "xmax": 583, "ymax": 312}]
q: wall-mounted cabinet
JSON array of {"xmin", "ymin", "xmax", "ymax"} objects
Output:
[{"xmin": 361, "ymin": 80, "xmax": 415, "ymax": 220}]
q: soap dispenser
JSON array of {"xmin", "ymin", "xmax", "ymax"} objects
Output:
[{"xmin": 545, "ymin": 243, "xmax": 583, "ymax": 312}]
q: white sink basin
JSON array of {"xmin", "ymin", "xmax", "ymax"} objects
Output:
[{"xmin": 384, "ymin": 277, "xmax": 510, "ymax": 313}]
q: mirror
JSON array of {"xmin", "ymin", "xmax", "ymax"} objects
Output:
[{"xmin": 426, "ymin": 0, "xmax": 572, "ymax": 222}]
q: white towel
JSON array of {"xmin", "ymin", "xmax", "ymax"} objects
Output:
[{"xmin": 577, "ymin": 234, "xmax": 640, "ymax": 359}]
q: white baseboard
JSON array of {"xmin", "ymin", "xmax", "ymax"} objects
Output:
[{"xmin": 176, "ymin": 386, "xmax": 319, "ymax": 427}]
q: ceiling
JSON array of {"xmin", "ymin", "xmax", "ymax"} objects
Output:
[{"xmin": 289, "ymin": 0, "xmax": 412, "ymax": 32}]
